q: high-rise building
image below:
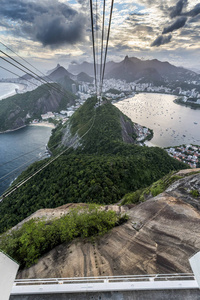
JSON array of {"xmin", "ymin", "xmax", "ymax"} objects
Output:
[{"xmin": 72, "ymin": 84, "xmax": 77, "ymax": 94}]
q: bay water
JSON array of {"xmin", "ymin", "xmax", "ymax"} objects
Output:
[
  {"xmin": 0, "ymin": 126, "xmax": 52, "ymax": 195},
  {"xmin": 114, "ymin": 93, "xmax": 200, "ymax": 147},
  {"xmin": 1, "ymin": 90, "xmax": 200, "ymax": 196}
]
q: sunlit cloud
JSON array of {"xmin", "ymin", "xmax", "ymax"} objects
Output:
[{"xmin": 0, "ymin": 0, "xmax": 200, "ymax": 73}]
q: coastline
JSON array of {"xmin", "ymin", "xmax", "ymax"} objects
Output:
[
  {"xmin": 174, "ymin": 98, "xmax": 200, "ymax": 110},
  {"xmin": 0, "ymin": 125, "xmax": 27, "ymax": 134},
  {"xmin": 0, "ymin": 122, "xmax": 55, "ymax": 134},
  {"xmin": 144, "ymin": 140, "xmax": 157, "ymax": 147},
  {"xmin": 29, "ymin": 122, "xmax": 55, "ymax": 129},
  {"xmin": 0, "ymin": 83, "xmax": 26, "ymax": 100},
  {"xmin": 114, "ymin": 92, "xmax": 200, "ymax": 147}
]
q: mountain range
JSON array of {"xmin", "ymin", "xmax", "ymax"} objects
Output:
[{"xmin": 68, "ymin": 56, "xmax": 200, "ymax": 84}]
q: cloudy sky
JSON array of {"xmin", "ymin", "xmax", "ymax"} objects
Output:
[{"xmin": 0, "ymin": 0, "xmax": 200, "ymax": 77}]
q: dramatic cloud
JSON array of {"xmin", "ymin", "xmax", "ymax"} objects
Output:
[
  {"xmin": 151, "ymin": 34, "xmax": 172, "ymax": 47},
  {"xmin": 0, "ymin": 0, "xmax": 88, "ymax": 48},
  {"xmin": 183, "ymin": 3, "xmax": 200, "ymax": 17},
  {"xmin": 150, "ymin": 1, "xmax": 200, "ymax": 49},
  {"xmin": 1, "ymin": 0, "xmax": 200, "ymax": 72},
  {"xmin": 162, "ymin": 16, "xmax": 187, "ymax": 34},
  {"xmin": 170, "ymin": 0, "xmax": 188, "ymax": 18}
]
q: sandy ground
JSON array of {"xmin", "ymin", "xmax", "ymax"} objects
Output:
[
  {"xmin": 29, "ymin": 122, "xmax": 55, "ymax": 128},
  {"xmin": 144, "ymin": 140, "xmax": 157, "ymax": 147}
]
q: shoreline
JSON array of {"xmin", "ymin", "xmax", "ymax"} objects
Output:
[
  {"xmin": 144, "ymin": 140, "xmax": 157, "ymax": 147},
  {"xmin": 174, "ymin": 98, "xmax": 200, "ymax": 110},
  {"xmin": 0, "ymin": 125, "xmax": 27, "ymax": 134},
  {"xmin": 0, "ymin": 83, "xmax": 26, "ymax": 100},
  {"xmin": 29, "ymin": 122, "xmax": 55, "ymax": 129},
  {"xmin": 114, "ymin": 92, "xmax": 200, "ymax": 147},
  {"xmin": 0, "ymin": 122, "xmax": 55, "ymax": 134}
]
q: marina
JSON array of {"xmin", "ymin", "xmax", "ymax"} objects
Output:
[{"xmin": 114, "ymin": 93, "xmax": 200, "ymax": 148}]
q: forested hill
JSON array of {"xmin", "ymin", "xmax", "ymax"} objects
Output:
[
  {"xmin": 48, "ymin": 97, "xmax": 139, "ymax": 154},
  {"xmin": 0, "ymin": 84, "xmax": 76, "ymax": 132},
  {"xmin": 0, "ymin": 97, "xmax": 187, "ymax": 233}
]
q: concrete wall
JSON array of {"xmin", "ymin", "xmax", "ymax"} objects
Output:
[
  {"xmin": 0, "ymin": 252, "xmax": 19, "ymax": 300},
  {"xmin": 10, "ymin": 289, "xmax": 200, "ymax": 300}
]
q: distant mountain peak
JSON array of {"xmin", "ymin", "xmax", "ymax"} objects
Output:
[
  {"xmin": 46, "ymin": 64, "xmax": 62, "ymax": 75},
  {"xmin": 68, "ymin": 56, "xmax": 200, "ymax": 82},
  {"xmin": 48, "ymin": 66, "xmax": 72, "ymax": 81}
]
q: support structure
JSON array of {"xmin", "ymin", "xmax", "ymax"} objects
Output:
[{"xmin": 0, "ymin": 251, "xmax": 19, "ymax": 300}]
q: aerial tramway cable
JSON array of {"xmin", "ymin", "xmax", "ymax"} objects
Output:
[
  {"xmin": 90, "ymin": 0, "xmax": 97, "ymax": 94},
  {"xmin": 0, "ymin": 55, "xmax": 67, "ymax": 99},
  {"xmin": 0, "ymin": 65, "xmax": 50, "ymax": 92},
  {"xmin": 100, "ymin": 0, "xmax": 106, "ymax": 96},
  {"xmin": 0, "ymin": 0, "xmax": 115, "ymax": 200},
  {"xmin": 0, "ymin": 108, "xmax": 97, "ymax": 200},
  {"xmin": 90, "ymin": 0, "xmax": 114, "ymax": 98},
  {"xmin": 95, "ymin": 0, "xmax": 99, "ymax": 97},
  {"xmin": 101, "ymin": 0, "xmax": 114, "ymax": 90},
  {"xmin": 0, "ymin": 41, "xmax": 58, "ymax": 83},
  {"xmin": 0, "ymin": 50, "xmax": 69, "ymax": 99}
]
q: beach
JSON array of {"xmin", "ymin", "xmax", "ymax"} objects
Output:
[{"xmin": 29, "ymin": 122, "xmax": 55, "ymax": 129}]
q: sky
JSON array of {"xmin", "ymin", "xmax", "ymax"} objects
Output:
[{"xmin": 0, "ymin": 0, "xmax": 200, "ymax": 78}]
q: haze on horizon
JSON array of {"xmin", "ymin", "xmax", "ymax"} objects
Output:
[{"xmin": 0, "ymin": 0, "xmax": 200, "ymax": 78}]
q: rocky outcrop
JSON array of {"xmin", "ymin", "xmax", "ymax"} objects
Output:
[
  {"xmin": 120, "ymin": 115, "xmax": 136, "ymax": 143},
  {"xmin": 165, "ymin": 171, "xmax": 200, "ymax": 211},
  {"xmin": 17, "ymin": 170, "xmax": 200, "ymax": 279},
  {"xmin": 61, "ymin": 123, "xmax": 81, "ymax": 149}
]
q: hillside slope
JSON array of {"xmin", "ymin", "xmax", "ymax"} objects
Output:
[
  {"xmin": 49, "ymin": 97, "xmax": 139, "ymax": 153},
  {"xmin": 0, "ymin": 84, "xmax": 76, "ymax": 132},
  {"xmin": 0, "ymin": 97, "xmax": 186, "ymax": 233},
  {"xmin": 17, "ymin": 169, "xmax": 200, "ymax": 278}
]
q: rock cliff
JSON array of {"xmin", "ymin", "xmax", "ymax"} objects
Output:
[{"xmin": 17, "ymin": 169, "xmax": 200, "ymax": 279}]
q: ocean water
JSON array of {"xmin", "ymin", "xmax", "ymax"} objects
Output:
[
  {"xmin": 0, "ymin": 126, "xmax": 52, "ymax": 195},
  {"xmin": 0, "ymin": 82, "xmax": 21, "ymax": 100},
  {"xmin": 115, "ymin": 93, "xmax": 200, "ymax": 147}
]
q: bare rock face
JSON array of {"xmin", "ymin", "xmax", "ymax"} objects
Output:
[
  {"xmin": 165, "ymin": 172, "xmax": 200, "ymax": 211},
  {"xmin": 120, "ymin": 115, "xmax": 136, "ymax": 144},
  {"xmin": 17, "ymin": 170, "xmax": 200, "ymax": 279}
]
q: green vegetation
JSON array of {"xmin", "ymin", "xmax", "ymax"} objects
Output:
[
  {"xmin": 62, "ymin": 97, "xmax": 140, "ymax": 154},
  {"xmin": 0, "ymin": 84, "xmax": 76, "ymax": 131},
  {"xmin": 0, "ymin": 97, "xmax": 187, "ymax": 234},
  {"xmin": 49, "ymin": 97, "xmax": 130, "ymax": 154},
  {"xmin": 56, "ymin": 75, "xmax": 77, "ymax": 93},
  {"xmin": 105, "ymin": 88, "xmax": 121, "ymax": 95},
  {"xmin": 0, "ymin": 146, "xmax": 186, "ymax": 233},
  {"xmin": 143, "ymin": 128, "xmax": 153, "ymax": 142},
  {"xmin": 174, "ymin": 98, "xmax": 200, "ymax": 110},
  {"xmin": 190, "ymin": 190, "xmax": 199, "ymax": 198},
  {"xmin": 0, "ymin": 205, "xmax": 128, "ymax": 268},
  {"xmin": 121, "ymin": 173, "xmax": 184, "ymax": 205}
]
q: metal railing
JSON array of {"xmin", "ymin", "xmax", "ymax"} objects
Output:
[{"xmin": 14, "ymin": 273, "xmax": 195, "ymax": 286}]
